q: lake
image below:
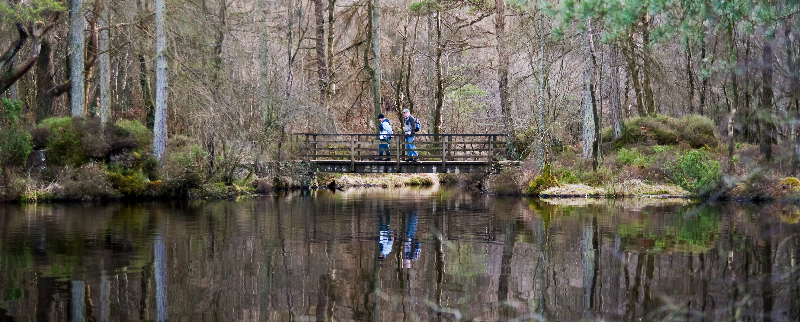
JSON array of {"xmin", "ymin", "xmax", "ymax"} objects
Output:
[{"xmin": 1, "ymin": 186, "xmax": 798, "ymax": 321}]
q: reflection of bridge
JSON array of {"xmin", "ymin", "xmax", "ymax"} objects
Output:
[{"xmin": 296, "ymin": 133, "xmax": 511, "ymax": 173}]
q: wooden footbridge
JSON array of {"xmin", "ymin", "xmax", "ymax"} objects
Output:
[{"xmin": 295, "ymin": 133, "xmax": 510, "ymax": 173}]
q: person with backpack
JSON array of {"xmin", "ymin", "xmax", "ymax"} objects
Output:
[
  {"xmin": 402, "ymin": 109, "xmax": 420, "ymax": 162},
  {"xmin": 376, "ymin": 113, "xmax": 393, "ymax": 161}
]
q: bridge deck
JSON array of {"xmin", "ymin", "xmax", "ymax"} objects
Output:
[
  {"xmin": 296, "ymin": 133, "xmax": 507, "ymax": 173},
  {"xmin": 311, "ymin": 159, "xmax": 492, "ymax": 173}
]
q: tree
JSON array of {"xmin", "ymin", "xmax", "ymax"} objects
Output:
[
  {"xmin": 153, "ymin": 0, "xmax": 167, "ymax": 162},
  {"xmin": 0, "ymin": 0, "xmax": 63, "ymax": 95},
  {"xmin": 370, "ymin": 0, "xmax": 381, "ymax": 131},
  {"xmin": 70, "ymin": 0, "xmax": 86, "ymax": 116}
]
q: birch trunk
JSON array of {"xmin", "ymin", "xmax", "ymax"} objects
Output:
[
  {"xmin": 99, "ymin": 4, "xmax": 111, "ymax": 125},
  {"xmin": 70, "ymin": 0, "xmax": 85, "ymax": 116},
  {"xmin": 153, "ymin": 0, "xmax": 167, "ymax": 162},
  {"xmin": 371, "ymin": 0, "xmax": 381, "ymax": 130},
  {"xmin": 760, "ymin": 31, "xmax": 773, "ymax": 161}
]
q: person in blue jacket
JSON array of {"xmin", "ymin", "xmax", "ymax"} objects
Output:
[
  {"xmin": 402, "ymin": 210, "xmax": 420, "ymax": 269},
  {"xmin": 376, "ymin": 114, "xmax": 392, "ymax": 161},
  {"xmin": 402, "ymin": 109, "xmax": 420, "ymax": 162}
]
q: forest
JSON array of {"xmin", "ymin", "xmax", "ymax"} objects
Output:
[{"xmin": 1, "ymin": 0, "xmax": 800, "ymax": 201}]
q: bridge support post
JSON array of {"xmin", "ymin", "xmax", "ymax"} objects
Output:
[{"xmin": 350, "ymin": 135, "xmax": 355, "ymax": 172}]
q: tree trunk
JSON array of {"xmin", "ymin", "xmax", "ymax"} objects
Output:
[
  {"xmin": 1, "ymin": 22, "xmax": 57, "ymax": 95},
  {"xmin": 259, "ymin": 0, "xmax": 274, "ymax": 128},
  {"xmin": 99, "ymin": 3, "xmax": 111, "ymax": 125},
  {"xmin": 610, "ymin": 45, "xmax": 623, "ymax": 139},
  {"xmin": 699, "ymin": 39, "xmax": 708, "ymax": 115},
  {"xmin": 153, "ymin": 0, "xmax": 168, "ymax": 162},
  {"xmin": 426, "ymin": 13, "xmax": 437, "ymax": 133},
  {"xmin": 625, "ymin": 27, "xmax": 645, "ymax": 116},
  {"xmin": 313, "ymin": 0, "xmax": 328, "ymax": 109},
  {"xmin": 581, "ymin": 19, "xmax": 599, "ymax": 172},
  {"xmin": 370, "ymin": 0, "xmax": 382, "ymax": 130},
  {"xmin": 641, "ymin": 15, "xmax": 655, "ymax": 115},
  {"xmin": 536, "ymin": 13, "xmax": 546, "ymax": 170},
  {"xmin": 70, "ymin": 0, "xmax": 86, "ymax": 116},
  {"xmin": 433, "ymin": 11, "xmax": 443, "ymax": 135},
  {"xmin": 686, "ymin": 41, "xmax": 696, "ymax": 114},
  {"xmin": 760, "ymin": 32, "xmax": 773, "ymax": 161},
  {"xmin": 496, "ymin": 0, "xmax": 514, "ymax": 157}
]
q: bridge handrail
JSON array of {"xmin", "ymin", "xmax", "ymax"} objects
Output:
[{"xmin": 293, "ymin": 133, "xmax": 507, "ymax": 168}]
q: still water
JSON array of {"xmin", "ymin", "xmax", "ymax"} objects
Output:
[{"xmin": 1, "ymin": 186, "xmax": 799, "ymax": 321}]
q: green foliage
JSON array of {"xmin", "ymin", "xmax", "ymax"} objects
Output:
[
  {"xmin": 667, "ymin": 149, "xmax": 722, "ymax": 196},
  {"xmin": 408, "ymin": 0, "xmax": 441, "ymax": 15},
  {"xmin": 616, "ymin": 147, "xmax": 650, "ymax": 167},
  {"xmin": 525, "ymin": 163, "xmax": 559, "ymax": 194},
  {"xmin": 37, "ymin": 117, "xmax": 82, "ymax": 166},
  {"xmin": 0, "ymin": 99, "xmax": 32, "ymax": 168},
  {"xmin": 107, "ymin": 164, "xmax": 149, "ymax": 197},
  {"xmin": 675, "ymin": 114, "xmax": 717, "ymax": 148},
  {"xmin": 0, "ymin": 0, "xmax": 64, "ymax": 24},
  {"xmin": 444, "ymin": 83, "xmax": 488, "ymax": 133},
  {"xmin": 610, "ymin": 115, "xmax": 717, "ymax": 150},
  {"xmin": 114, "ymin": 119, "xmax": 153, "ymax": 152}
]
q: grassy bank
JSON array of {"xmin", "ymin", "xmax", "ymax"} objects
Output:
[{"xmin": 485, "ymin": 114, "xmax": 800, "ymax": 201}]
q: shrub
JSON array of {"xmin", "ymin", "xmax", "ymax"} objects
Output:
[
  {"xmin": 525, "ymin": 163, "xmax": 559, "ymax": 194},
  {"xmin": 107, "ymin": 164, "xmax": 149, "ymax": 197},
  {"xmin": 56, "ymin": 164, "xmax": 121, "ymax": 201},
  {"xmin": 111, "ymin": 119, "xmax": 152, "ymax": 153},
  {"xmin": 0, "ymin": 167, "xmax": 26, "ymax": 202},
  {"xmin": 667, "ymin": 149, "xmax": 722, "ymax": 196},
  {"xmin": 74, "ymin": 117, "xmax": 111, "ymax": 159},
  {"xmin": 675, "ymin": 115, "xmax": 717, "ymax": 148},
  {"xmin": 37, "ymin": 117, "xmax": 83, "ymax": 166},
  {"xmin": 489, "ymin": 168, "xmax": 523, "ymax": 195},
  {"xmin": 616, "ymin": 148, "xmax": 650, "ymax": 168},
  {"xmin": 0, "ymin": 99, "xmax": 32, "ymax": 168}
]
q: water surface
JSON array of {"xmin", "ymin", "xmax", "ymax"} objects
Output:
[{"xmin": 1, "ymin": 187, "xmax": 798, "ymax": 321}]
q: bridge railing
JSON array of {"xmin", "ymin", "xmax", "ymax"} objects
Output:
[{"xmin": 294, "ymin": 133, "xmax": 506, "ymax": 163}]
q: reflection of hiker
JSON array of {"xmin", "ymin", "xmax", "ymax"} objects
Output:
[
  {"xmin": 402, "ymin": 109, "xmax": 420, "ymax": 162},
  {"xmin": 402, "ymin": 210, "xmax": 420, "ymax": 269},
  {"xmin": 378, "ymin": 210, "xmax": 394, "ymax": 261},
  {"xmin": 376, "ymin": 113, "xmax": 392, "ymax": 161}
]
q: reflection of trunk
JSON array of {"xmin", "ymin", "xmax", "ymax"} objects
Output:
[
  {"xmin": 72, "ymin": 281, "xmax": 86, "ymax": 322},
  {"xmin": 760, "ymin": 221, "xmax": 774, "ymax": 322},
  {"xmin": 139, "ymin": 251, "xmax": 153, "ymax": 320},
  {"xmin": 642, "ymin": 254, "xmax": 655, "ymax": 315},
  {"xmin": 581, "ymin": 216, "xmax": 598, "ymax": 317},
  {"xmin": 625, "ymin": 253, "xmax": 643, "ymax": 320},
  {"xmin": 36, "ymin": 277, "xmax": 57, "ymax": 321},
  {"xmin": 498, "ymin": 220, "xmax": 518, "ymax": 319},
  {"xmin": 154, "ymin": 235, "xmax": 168, "ymax": 321},
  {"xmin": 316, "ymin": 275, "xmax": 331, "ymax": 321}
]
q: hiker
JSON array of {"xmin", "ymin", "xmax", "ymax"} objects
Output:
[
  {"xmin": 402, "ymin": 109, "xmax": 421, "ymax": 162},
  {"xmin": 376, "ymin": 113, "xmax": 392, "ymax": 161},
  {"xmin": 402, "ymin": 209, "xmax": 420, "ymax": 269},
  {"xmin": 378, "ymin": 210, "xmax": 394, "ymax": 261}
]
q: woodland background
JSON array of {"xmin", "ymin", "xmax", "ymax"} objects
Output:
[{"xmin": 2, "ymin": 0, "xmax": 799, "ymax": 172}]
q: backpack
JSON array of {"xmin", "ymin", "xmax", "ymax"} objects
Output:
[{"xmin": 413, "ymin": 117, "xmax": 421, "ymax": 133}]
